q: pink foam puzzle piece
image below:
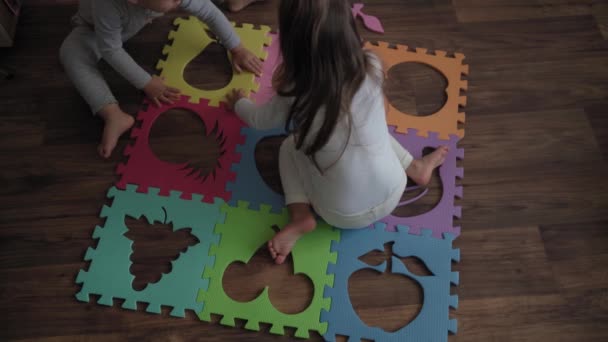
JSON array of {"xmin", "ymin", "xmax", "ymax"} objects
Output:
[
  {"xmin": 252, "ymin": 33, "xmax": 282, "ymax": 105},
  {"xmin": 115, "ymin": 96, "xmax": 246, "ymax": 203},
  {"xmin": 352, "ymin": 3, "xmax": 384, "ymax": 34}
]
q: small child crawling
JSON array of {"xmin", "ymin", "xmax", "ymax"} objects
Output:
[{"xmin": 60, "ymin": 0, "xmax": 264, "ymax": 158}]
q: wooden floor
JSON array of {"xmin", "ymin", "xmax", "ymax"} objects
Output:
[{"xmin": 1, "ymin": 0, "xmax": 607, "ymax": 341}]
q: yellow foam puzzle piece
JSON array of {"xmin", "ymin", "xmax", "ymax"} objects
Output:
[{"xmin": 156, "ymin": 17, "xmax": 271, "ymax": 106}]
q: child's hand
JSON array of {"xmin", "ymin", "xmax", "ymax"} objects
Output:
[
  {"xmin": 230, "ymin": 44, "xmax": 263, "ymax": 76},
  {"xmin": 143, "ymin": 75, "xmax": 181, "ymax": 107},
  {"xmin": 226, "ymin": 88, "xmax": 247, "ymax": 111}
]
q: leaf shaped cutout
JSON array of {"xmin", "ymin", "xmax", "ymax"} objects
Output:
[
  {"xmin": 397, "ymin": 256, "xmax": 434, "ymax": 277},
  {"xmin": 358, "ymin": 249, "xmax": 387, "ymax": 267},
  {"xmin": 349, "ymin": 267, "xmax": 423, "ymax": 332},
  {"xmin": 352, "ymin": 3, "xmax": 364, "ymax": 16},
  {"xmin": 360, "ymin": 12, "xmax": 385, "ymax": 33},
  {"xmin": 352, "ymin": 3, "xmax": 384, "ymax": 34}
]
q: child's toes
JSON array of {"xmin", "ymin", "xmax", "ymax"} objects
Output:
[
  {"xmin": 267, "ymin": 241, "xmax": 277, "ymax": 259},
  {"xmin": 98, "ymin": 145, "xmax": 108, "ymax": 158},
  {"xmin": 275, "ymin": 254, "xmax": 286, "ymax": 265}
]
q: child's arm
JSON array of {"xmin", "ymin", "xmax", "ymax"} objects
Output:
[
  {"xmin": 92, "ymin": 0, "xmax": 152, "ymax": 90},
  {"xmin": 180, "ymin": 0, "xmax": 263, "ymax": 75},
  {"xmin": 180, "ymin": 0, "xmax": 240, "ymax": 50},
  {"xmin": 227, "ymin": 89, "xmax": 291, "ymax": 130}
]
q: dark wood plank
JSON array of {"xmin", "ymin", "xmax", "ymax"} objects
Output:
[
  {"xmin": 455, "ymin": 293, "xmax": 608, "ymax": 342},
  {"xmin": 585, "ymin": 100, "xmax": 608, "ymax": 160},
  {"xmin": 456, "ymin": 226, "xmax": 558, "ymax": 300},
  {"xmin": 453, "ymin": 0, "xmax": 593, "ymax": 23},
  {"xmin": 541, "ymin": 221, "xmax": 608, "ymax": 290}
]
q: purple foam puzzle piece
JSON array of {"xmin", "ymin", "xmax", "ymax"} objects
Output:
[{"xmin": 378, "ymin": 127, "xmax": 463, "ymax": 238}]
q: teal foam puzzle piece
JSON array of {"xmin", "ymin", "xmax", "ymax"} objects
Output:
[{"xmin": 75, "ymin": 185, "xmax": 224, "ymax": 317}]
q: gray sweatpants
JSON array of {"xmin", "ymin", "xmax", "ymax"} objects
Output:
[
  {"xmin": 59, "ymin": 0, "xmax": 228, "ymax": 115},
  {"xmin": 59, "ymin": 25, "xmax": 118, "ymax": 114}
]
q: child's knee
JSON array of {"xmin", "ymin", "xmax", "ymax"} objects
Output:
[
  {"xmin": 59, "ymin": 29, "xmax": 96, "ymax": 67},
  {"xmin": 59, "ymin": 34, "xmax": 82, "ymax": 68},
  {"xmin": 59, "ymin": 39, "xmax": 71, "ymax": 66}
]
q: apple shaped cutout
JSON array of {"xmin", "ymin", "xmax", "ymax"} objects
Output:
[{"xmin": 349, "ymin": 242, "xmax": 431, "ymax": 332}]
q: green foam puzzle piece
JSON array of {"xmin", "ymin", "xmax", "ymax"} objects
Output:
[
  {"xmin": 197, "ymin": 201, "xmax": 340, "ymax": 338},
  {"xmin": 75, "ymin": 185, "xmax": 224, "ymax": 318}
]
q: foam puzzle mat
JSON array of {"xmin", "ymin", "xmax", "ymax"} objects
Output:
[{"xmin": 77, "ymin": 16, "xmax": 467, "ymax": 342}]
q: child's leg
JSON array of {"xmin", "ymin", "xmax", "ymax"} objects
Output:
[
  {"xmin": 213, "ymin": 0, "xmax": 264, "ymax": 13},
  {"xmin": 389, "ymin": 135, "xmax": 448, "ymax": 186},
  {"xmin": 390, "ymin": 134, "xmax": 415, "ymax": 169},
  {"xmin": 59, "ymin": 26, "xmax": 134, "ymax": 158},
  {"xmin": 267, "ymin": 137, "xmax": 316, "ymax": 265}
]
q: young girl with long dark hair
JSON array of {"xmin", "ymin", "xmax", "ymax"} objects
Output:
[{"xmin": 227, "ymin": 0, "xmax": 448, "ymax": 264}]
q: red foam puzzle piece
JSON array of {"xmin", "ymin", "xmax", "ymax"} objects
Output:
[{"xmin": 116, "ymin": 96, "xmax": 246, "ymax": 203}]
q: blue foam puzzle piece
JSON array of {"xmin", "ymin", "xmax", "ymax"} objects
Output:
[
  {"xmin": 226, "ymin": 126, "xmax": 286, "ymax": 212},
  {"xmin": 321, "ymin": 223, "xmax": 459, "ymax": 341}
]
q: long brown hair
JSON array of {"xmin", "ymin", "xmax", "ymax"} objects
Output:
[{"xmin": 274, "ymin": 0, "xmax": 375, "ymax": 171}]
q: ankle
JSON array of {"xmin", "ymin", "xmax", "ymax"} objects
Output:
[
  {"xmin": 406, "ymin": 159, "xmax": 422, "ymax": 175},
  {"xmin": 97, "ymin": 103, "xmax": 125, "ymax": 121},
  {"xmin": 292, "ymin": 215, "xmax": 316, "ymax": 234},
  {"xmin": 225, "ymin": 0, "xmax": 259, "ymax": 12}
]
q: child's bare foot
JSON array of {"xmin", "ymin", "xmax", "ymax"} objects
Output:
[
  {"xmin": 224, "ymin": 0, "xmax": 263, "ymax": 12},
  {"xmin": 97, "ymin": 104, "xmax": 135, "ymax": 159},
  {"xmin": 268, "ymin": 214, "xmax": 316, "ymax": 265},
  {"xmin": 406, "ymin": 146, "xmax": 449, "ymax": 186}
]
